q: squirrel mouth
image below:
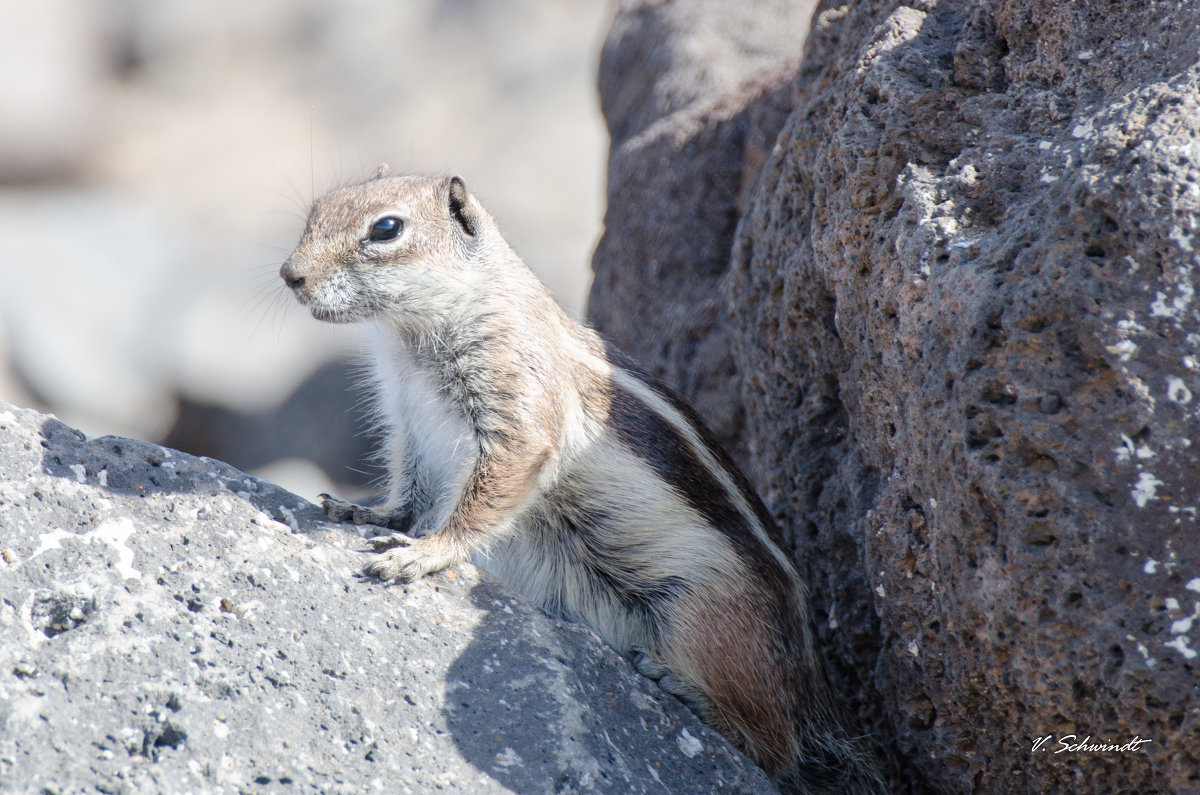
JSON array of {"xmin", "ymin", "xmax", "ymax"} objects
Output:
[{"xmin": 310, "ymin": 305, "xmax": 358, "ymax": 324}]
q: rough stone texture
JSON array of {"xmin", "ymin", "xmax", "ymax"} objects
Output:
[
  {"xmin": 0, "ymin": 402, "xmax": 773, "ymax": 793},
  {"xmin": 590, "ymin": 1, "xmax": 1200, "ymax": 792}
]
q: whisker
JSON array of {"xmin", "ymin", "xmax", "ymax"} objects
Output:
[
  {"xmin": 247, "ymin": 238, "xmax": 293, "ymax": 256},
  {"xmin": 267, "ymin": 159, "xmax": 309, "ymax": 217},
  {"xmin": 309, "ymin": 105, "xmax": 316, "ymax": 204},
  {"xmin": 245, "ymin": 283, "xmax": 290, "ymax": 342}
]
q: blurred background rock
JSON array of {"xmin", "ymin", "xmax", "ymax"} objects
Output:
[{"xmin": 0, "ymin": 0, "xmax": 608, "ymax": 502}]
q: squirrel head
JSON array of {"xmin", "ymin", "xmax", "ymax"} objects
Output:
[{"xmin": 280, "ymin": 174, "xmax": 488, "ymax": 326}]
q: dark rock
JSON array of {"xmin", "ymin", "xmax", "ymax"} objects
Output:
[
  {"xmin": 590, "ymin": 1, "xmax": 1200, "ymax": 792},
  {"xmin": 589, "ymin": 0, "xmax": 817, "ymax": 465},
  {"xmin": 0, "ymin": 402, "xmax": 773, "ymax": 793}
]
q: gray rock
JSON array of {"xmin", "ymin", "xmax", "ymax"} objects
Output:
[
  {"xmin": 589, "ymin": 0, "xmax": 1200, "ymax": 791},
  {"xmin": 598, "ymin": 0, "xmax": 813, "ymax": 147},
  {"xmin": 0, "ymin": 402, "xmax": 773, "ymax": 793}
]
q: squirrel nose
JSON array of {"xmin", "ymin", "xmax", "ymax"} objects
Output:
[{"xmin": 280, "ymin": 262, "xmax": 306, "ymax": 290}]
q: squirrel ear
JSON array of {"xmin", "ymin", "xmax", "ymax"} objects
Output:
[
  {"xmin": 375, "ymin": 162, "xmax": 391, "ymax": 179},
  {"xmin": 447, "ymin": 176, "xmax": 478, "ymax": 237}
]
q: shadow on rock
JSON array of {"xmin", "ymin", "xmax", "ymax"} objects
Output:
[
  {"xmin": 441, "ymin": 580, "xmax": 775, "ymax": 794},
  {"xmin": 36, "ymin": 413, "xmax": 334, "ymax": 534}
]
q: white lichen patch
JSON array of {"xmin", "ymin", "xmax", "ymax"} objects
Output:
[
  {"xmin": 70, "ymin": 465, "xmax": 87, "ymax": 484},
  {"xmin": 1072, "ymin": 116, "xmax": 1096, "ymax": 139},
  {"xmin": 31, "ymin": 519, "xmax": 141, "ymax": 580},
  {"xmin": 1167, "ymin": 376, "xmax": 1193, "ymax": 405},
  {"xmin": 863, "ymin": 5, "xmax": 925, "ymax": 63},
  {"xmin": 277, "ymin": 505, "xmax": 300, "ymax": 533},
  {"xmin": 893, "ymin": 162, "xmax": 968, "ymax": 279},
  {"xmin": 677, "ymin": 727, "xmax": 703, "ymax": 758},
  {"xmin": 1131, "ymin": 472, "xmax": 1163, "ymax": 507},
  {"xmin": 1118, "ymin": 316, "xmax": 1149, "ymax": 335},
  {"xmin": 93, "ymin": 518, "xmax": 141, "ymax": 580},
  {"xmin": 1150, "ymin": 279, "xmax": 1196, "ymax": 322},
  {"xmin": 1128, "ymin": 374, "xmax": 1153, "ymax": 405},
  {"xmin": 1143, "ymin": 559, "xmax": 1159, "ymax": 574},
  {"xmin": 1165, "ymin": 636, "xmax": 1198, "ymax": 660},
  {"xmin": 1169, "ymin": 225, "xmax": 1195, "ymax": 252},
  {"xmin": 33, "ymin": 528, "xmax": 77, "ymax": 558},
  {"xmin": 1133, "ymin": 638, "xmax": 1157, "ymax": 668},
  {"xmin": 1187, "ymin": 578, "xmax": 1200, "ymax": 593},
  {"xmin": 1106, "ymin": 339, "xmax": 1137, "ymax": 361},
  {"xmin": 493, "ymin": 747, "xmax": 522, "ymax": 768},
  {"xmin": 1170, "ymin": 602, "xmax": 1200, "ymax": 635}
]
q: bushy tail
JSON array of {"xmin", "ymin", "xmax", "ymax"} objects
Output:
[{"xmin": 774, "ymin": 726, "xmax": 888, "ymax": 795}]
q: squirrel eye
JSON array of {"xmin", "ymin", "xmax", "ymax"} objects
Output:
[{"xmin": 368, "ymin": 216, "xmax": 403, "ymax": 241}]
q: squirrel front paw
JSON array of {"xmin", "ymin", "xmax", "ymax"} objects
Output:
[
  {"xmin": 365, "ymin": 537, "xmax": 461, "ymax": 583},
  {"xmin": 319, "ymin": 493, "xmax": 412, "ymax": 531},
  {"xmin": 630, "ymin": 646, "xmax": 713, "ymax": 719}
]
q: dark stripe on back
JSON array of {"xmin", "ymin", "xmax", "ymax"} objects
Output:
[
  {"xmin": 603, "ymin": 343, "xmax": 788, "ymax": 550},
  {"xmin": 605, "ymin": 376, "xmax": 794, "ymax": 596}
]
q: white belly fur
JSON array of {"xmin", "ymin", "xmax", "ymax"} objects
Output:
[{"xmin": 369, "ymin": 330, "xmax": 476, "ymax": 510}]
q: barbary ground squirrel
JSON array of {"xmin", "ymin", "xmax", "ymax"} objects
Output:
[{"xmin": 280, "ymin": 171, "xmax": 885, "ymax": 793}]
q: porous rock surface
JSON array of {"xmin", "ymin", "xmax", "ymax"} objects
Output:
[
  {"xmin": 590, "ymin": 1, "xmax": 1200, "ymax": 792},
  {"xmin": 0, "ymin": 402, "xmax": 773, "ymax": 793}
]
